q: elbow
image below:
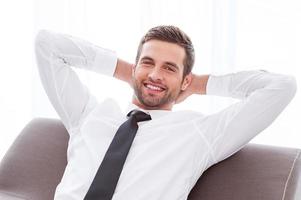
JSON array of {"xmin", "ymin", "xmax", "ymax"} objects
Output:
[
  {"xmin": 34, "ymin": 29, "xmax": 56, "ymax": 61},
  {"xmin": 35, "ymin": 29, "xmax": 47, "ymax": 45},
  {"xmin": 276, "ymin": 75, "xmax": 297, "ymax": 103},
  {"xmin": 283, "ymin": 75, "xmax": 297, "ymax": 99},
  {"xmin": 34, "ymin": 29, "xmax": 53, "ymax": 51}
]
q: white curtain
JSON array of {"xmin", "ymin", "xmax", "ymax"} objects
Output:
[{"xmin": 0, "ymin": 0, "xmax": 300, "ymax": 160}]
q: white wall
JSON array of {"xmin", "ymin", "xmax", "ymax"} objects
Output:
[{"xmin": 0, "ymin": 0, "xmax": 300, "ymax": 160}]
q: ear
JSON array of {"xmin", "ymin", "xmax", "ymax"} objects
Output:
[
  {"xmin": 181, "ymin": 72, "xmax": 192, "ymax": 91},
  {"xmin": 131, "ymin": 64, "xmax": 136, "ymax": 77}
]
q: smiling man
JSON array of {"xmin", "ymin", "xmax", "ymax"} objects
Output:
[
  {"xmin": 35, "ymin": 25, "xmax": 296, "ymax": 200},
  {"xmin": 132, "ymin": 39, "xmax": 192, "ymax": 110},
  {"xmin": 115, "ymin": 26, "xmax": 208, "ymax": 111}
]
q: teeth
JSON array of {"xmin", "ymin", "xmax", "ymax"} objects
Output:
[{"xmin": 146, "ymin": 84, "xmax": 164, "ymax": 91}]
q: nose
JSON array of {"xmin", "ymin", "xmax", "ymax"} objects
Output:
[{"xmin": 148, "ymin": 66, "xmax": 163, "ymax": 81}]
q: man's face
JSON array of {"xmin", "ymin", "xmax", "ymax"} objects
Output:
[{"xmin": 131, "ymin": 39, "xmax": 191, "ymax": 110}]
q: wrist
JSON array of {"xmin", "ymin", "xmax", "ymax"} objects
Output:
[
  {"xmin": 192, "ymin": 74, "xmax": 209, "ymax": 95},
  {"xmin": 114, "ymin": 58, "xmax": 133, "ymax": 85}
]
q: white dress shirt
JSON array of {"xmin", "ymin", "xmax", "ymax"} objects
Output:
[{"xmin": 34, "ymin": 29, "xmax": 297, "ymax": 200}]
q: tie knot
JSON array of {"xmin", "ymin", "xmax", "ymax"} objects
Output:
[{"xmin": 127, "ymin": 109, "xmax": 152, "ymax": 122}]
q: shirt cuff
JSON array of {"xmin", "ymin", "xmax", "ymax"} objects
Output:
[
  {"xmin": 91, "ymin": 46, "xmax": 118, "ymax": 77},
  {"xmin": 206, "ymin": 74, "xmax": 232, "ymax": 97}
]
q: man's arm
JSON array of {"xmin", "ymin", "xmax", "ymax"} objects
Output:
[
  {"xmin": 34, "ymin": 30, "xmax": 118, "ymax": 132},
  {"xmin": 113, "ymin": 58, "xmax": 133, "ymax": 87},
  {"xmin": 193, "ymin": 70, "xmax": 297, "ymax": 166},
  {"xmin": 175, "ymin": 73, "xmax": 210, "ymax": 104}
]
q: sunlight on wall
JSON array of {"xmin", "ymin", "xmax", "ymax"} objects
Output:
[
  {"xmin": 233, "ymin": 0, "xmax": 300, "ymax": 147},
  {"xmin": 0, "ymin": 0, "xmax": 34, "ymax": 160},
  {"xmin": 0, "ymin": 0, "xmax": 300, "ymax": 160}
]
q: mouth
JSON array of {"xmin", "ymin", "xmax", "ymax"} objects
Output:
[{"xmin": 143, "ymin": 83, "xmax": 166, "ymax": 94}]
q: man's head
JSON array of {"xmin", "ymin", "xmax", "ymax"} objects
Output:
[{"xmin": 131, "ymin": 25, "xmax": 195, "ymax": 110}]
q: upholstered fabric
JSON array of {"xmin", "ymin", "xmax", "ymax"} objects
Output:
[
  {"xmin": 188, "ymin": 143, "xmax": 301, "ymax": 199},
  {"xmin": 0, "ymin": 118, "xmax": 300, "ymax": 200},
  {"xmin": 0, "ymin": 118, "xmax": 69, "ymax": 200}
]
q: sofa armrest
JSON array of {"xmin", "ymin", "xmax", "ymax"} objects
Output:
[
  {"xmin": 0, "ymin": 118, "xmax": 69, "ymax": 200},
  {"xmin": 188, "ymin": 143, "xmax": 301, "ymax": 200}
]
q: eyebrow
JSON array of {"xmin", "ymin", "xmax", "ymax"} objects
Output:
[{"xmin": 140, "ymin": 56, "xmax": 180, "ymax": 71}]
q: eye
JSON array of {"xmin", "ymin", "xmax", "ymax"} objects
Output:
[
  {"xmin": 165, "ymin": 66, "xmax": 175, "ymax": 72},
  {"xmin": 141, "ymin": 61, "xmax": 153, "ymax": 66}
]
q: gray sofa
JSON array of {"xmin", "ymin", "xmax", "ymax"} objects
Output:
[{"xmin": 0, "ymin": 118, "xmax": 300, "ymax": 200}]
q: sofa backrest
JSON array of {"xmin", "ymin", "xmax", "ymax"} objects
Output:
[{"xmin": 0, "ymin": 118, "xmax": 300, "ymax": 200}]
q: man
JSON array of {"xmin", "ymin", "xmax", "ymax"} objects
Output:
[{"xmin": 34, "ymin": 25, "xmax": 296, "ymax": 200}]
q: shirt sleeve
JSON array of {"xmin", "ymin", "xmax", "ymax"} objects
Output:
[
  {"xmin": 195, "ymin": 70, "xmax": 297, "ymax": 165},
  {"xmin": 34, "ymin": 29, "xmax": 118, "ymax": 132}
]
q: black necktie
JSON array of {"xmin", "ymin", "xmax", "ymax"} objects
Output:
[{"xmin": 84, "ymin": 109, "xmax": 152, "ymax": 200}]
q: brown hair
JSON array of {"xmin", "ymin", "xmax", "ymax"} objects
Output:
[{"xmin": 135, "ymin": 25, "xmax": 195, "ymax": 80}]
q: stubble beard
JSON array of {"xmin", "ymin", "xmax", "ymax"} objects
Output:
[{"xmin": 132, "ymin": 79, "xmax": 181, "ymax": 109}]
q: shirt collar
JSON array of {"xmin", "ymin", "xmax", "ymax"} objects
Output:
[{"xmin": 124, "ymin": 102, "xmax": 172, "ymax": 120}]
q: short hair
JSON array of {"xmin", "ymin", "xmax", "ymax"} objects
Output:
[{"xmin": 135, "ymin": 25, "xmax": 195, "ymax": 79}]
